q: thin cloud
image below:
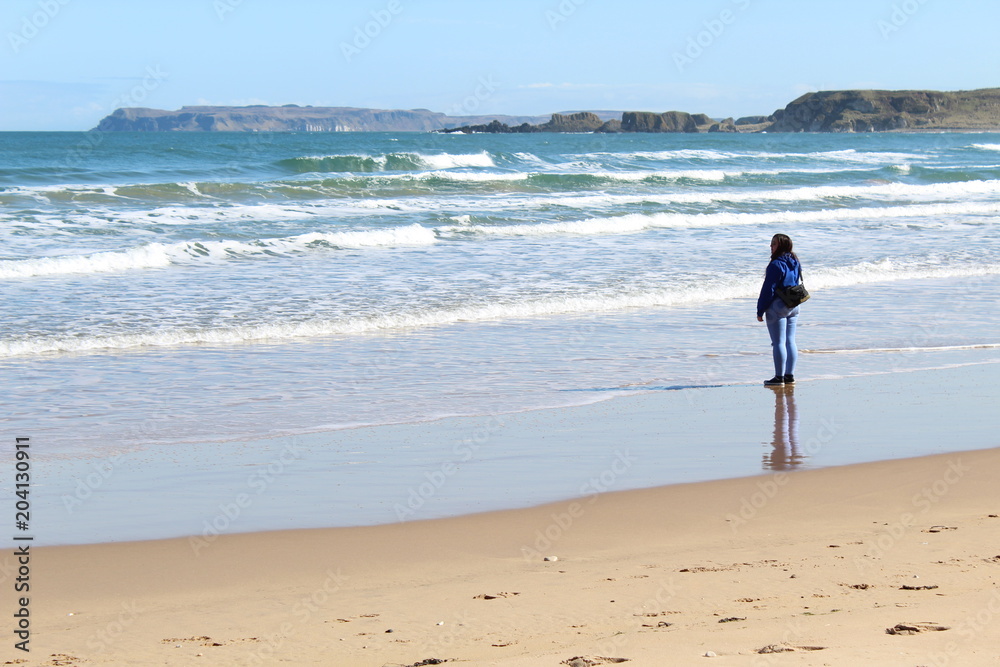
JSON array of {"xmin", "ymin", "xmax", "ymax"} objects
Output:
[{"xmin": 520, "ymin": 83, "xmax": 617, "ymax": 90}]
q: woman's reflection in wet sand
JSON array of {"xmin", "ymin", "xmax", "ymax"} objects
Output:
[{"xmin": 764, "ymin": 384, "xmax": 803, "ymax": 470}]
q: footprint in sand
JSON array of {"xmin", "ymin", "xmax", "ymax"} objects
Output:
[
  {"xmin": 756, "ymin": 644, "xmax": 826, "ymax": 653},
  {"xmin": 46, "ymin": 656, "xmax": 84, "ymax": 667},
  {"xmin": 473, "ymin": 591, "xmax": 521, "ymax": 600},
  {"xmin": 924, "ymin": 525, "xmax": 958, "ymax": 533},
  {"xmin": 561, "ymin": 658, "xmax": 630, "ymax": 666},
  {"xmin": 886, "ymin": 622, "xmax": 950, "ymax": 635},
  {"xmin": 161, "ymin": 636, "xmax": 211, "ymax": 643}
]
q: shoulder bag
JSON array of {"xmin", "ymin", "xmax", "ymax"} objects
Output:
[{"xmin": 775, "ymin": 266, "xmax": 810, "ymax": 308}]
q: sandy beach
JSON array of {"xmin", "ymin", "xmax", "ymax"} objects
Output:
[
  {"xmin": 6, "ymin": 365, "xmax": 1000, "ymax": 666},
  {"xmin": 13, "ymin": 447, "xmax": 1000, "ymax": 666}
]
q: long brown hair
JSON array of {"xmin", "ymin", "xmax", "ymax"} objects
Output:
[{"xmin": 770, "ymin": 233, "xmax": 798, "ymax": 261}]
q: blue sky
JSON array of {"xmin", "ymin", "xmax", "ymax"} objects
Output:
[{"xmin": 2, "ymin": 0, "xmax": 998, "ymax": 130}]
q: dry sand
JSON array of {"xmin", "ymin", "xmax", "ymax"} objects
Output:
[{"xmin": 7, "ymin": 442, "xmax": 1000, "ymax": 666}]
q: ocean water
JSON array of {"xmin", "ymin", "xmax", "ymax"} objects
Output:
[{"xmin": 3, "ymin": 130, "xmax": 1000, "ymax": 542}]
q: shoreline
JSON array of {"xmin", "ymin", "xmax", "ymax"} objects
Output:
[
  {"xmin": 34, "ymin": 359, "xmax": 1000, "ymax": 547},
  {"xmin": 7, "ymin": 360, "xmax": 1000, "ymax": 664},
  {"xmin": 16, "ymin": 445, "xmax": 1000, "ymax": 665}
]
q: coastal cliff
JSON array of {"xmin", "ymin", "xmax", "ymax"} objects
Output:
[
  {"xmin": 443, "ymin": 88, "xmax": 1000, "ymax": 134},
  {"xmin": 767, "ymin": 88, "xmax": 1000, "ymax": 132},
  {"xmin": 92, "ymin": 105, "xmax": 550, "ymax": 132},
  {"xmin": 92, "ymin": 89, "xmax": 1000, "ymax": 133},
  {"xmin": 617, "ymin": 111, "xmax": 699, "ymax": 133}
]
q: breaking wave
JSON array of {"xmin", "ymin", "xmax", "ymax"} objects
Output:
[
  {"xmin": 0, "ymin": 224, "xmax": 436, "ymax": 278},
  {"xmin": 277, "ymin": 151, "xmax": 495, "ymax": 173}
]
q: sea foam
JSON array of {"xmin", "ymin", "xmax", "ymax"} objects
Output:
[
  {"xmin": 5, "ymin": 258, "xmax": 999, "ymax": 357},
  {"xmin": 437, "ymin": 201, "xmax": 1000, "ymax": 238},
  {"xmin": 0, "ymin": 224, "xmax": 436, "ymax": 278}
]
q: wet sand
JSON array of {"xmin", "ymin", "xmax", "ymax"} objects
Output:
[{"xmin": 7, "ymin": 364, "xmax": 1000, "ymax": 666}]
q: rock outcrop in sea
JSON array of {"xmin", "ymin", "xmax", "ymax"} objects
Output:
[
  {"xmin": 442, "ymin": 112, "xmax": 607, "ymax": 134},
  {"xmin": 708, "ymin": 118, "xmax": 738, "ymax": 133},
  {"xmin": 449, "ymin": 111, "xmax": 714, "ymax": 134}
]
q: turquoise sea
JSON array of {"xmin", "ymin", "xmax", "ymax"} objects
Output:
[{"xmin": 2, "ymin": 130, "xmax": 1000, "ymax": 543}]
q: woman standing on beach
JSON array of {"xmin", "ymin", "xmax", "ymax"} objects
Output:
[{"xmin": 756, "ymin": 233, "xmax": 801, "ymax": 386}]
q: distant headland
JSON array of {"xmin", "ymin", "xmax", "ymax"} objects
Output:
[
  {"xmin": 91, "ymin": 105, "xmax": 556, "ymax": 133},
  {"xmin": 92, "ymin": 88, "xmax": 1000, "ymax": 133}
]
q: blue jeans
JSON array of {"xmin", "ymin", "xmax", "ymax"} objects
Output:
[{"xmin": 765, "ymin": 299, "xmax": 799, "ymax": 377}]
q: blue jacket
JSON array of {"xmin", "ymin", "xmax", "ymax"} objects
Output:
[{"xmin": 757, "ymin": 253, "xmax": 801, "ymax": 317}]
